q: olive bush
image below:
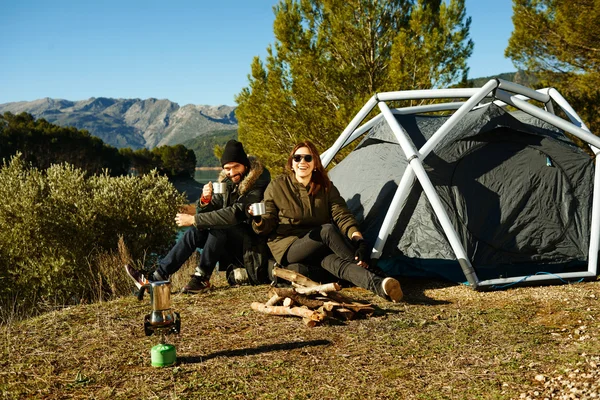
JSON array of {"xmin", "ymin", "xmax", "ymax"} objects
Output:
[{"xmin": 0, "ymin": 154, "xmax": 186, "ymax": 320}]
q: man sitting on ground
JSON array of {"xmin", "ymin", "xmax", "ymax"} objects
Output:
[{"xmin": 126, "ymin": 140, "xmax": 271, "ymax": 293}]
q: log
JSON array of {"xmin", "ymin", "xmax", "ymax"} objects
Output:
[
  {"xmin": 322, "ymin": 301, "xmax": 337, "ymax": 312},
  {"xmin": 271, "ymin": 288, "xmax": 325, "ymax": 309},
  {"xmin": 251, "ymin": 302, "xmax": 325, "ymax": 322},
  {"xmin": 323, "ymin": 290, "xmax": 354, "ymax": 304},
  {"xmin": 294, "ymin": 282, "xmax": 341, "ymax": 296},
  {"xmin": 317, "ymin": 305, "xmax": 334, "ymax": 318},
  {"xmin": 272, "ymin": 267, "xmax": 320, "ymax": 287},
  {"xmin": 323, "ymin": 300, "xmax": 374, "ymax": 315},
  {"xmin": 265, "ymin": 293, "xmax": 283, "ymax": 306},
  {"xmin": 255, "ymin": 266, "xmax": 376, "ymax": 326},
  {"xmin": 334, "ymin": 307, "xmax": 355, "ymax": 321},
  {"xmin": 272, "ymin": 267, "xmax": 369, "ymax": 306},
  {"xmin": 282, "ymin": 297, "xmax": 294, "ymax": 307},
  {"xmin": 323, "ymin": 291, "xmax": 374, "ymax": 314}
]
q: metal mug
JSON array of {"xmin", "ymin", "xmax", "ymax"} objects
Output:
[
  {"xmin": 250, "ymin": 202, "xmax": 266, "ymax": 216},
  {"xmin": 213, "ymin": 182, "xmax": 226, "ymax": 194}
]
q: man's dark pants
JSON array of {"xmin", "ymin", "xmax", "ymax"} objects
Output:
[{"xmin": 157, "ymin": 225, "xmax": 245, "ymax": 279}]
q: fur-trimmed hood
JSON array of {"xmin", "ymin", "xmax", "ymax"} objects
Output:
[{"xmin": 218, "ymin": 156, "xmax": 266, "ymax": 196}]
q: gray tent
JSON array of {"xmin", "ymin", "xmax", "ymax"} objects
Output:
[{"xmin": 323, "ymin": 79, "xmax": 600, "ymax": 289}]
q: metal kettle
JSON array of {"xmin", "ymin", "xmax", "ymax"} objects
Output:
[{"xmin": 138, "ymin": 280, "xmax": 181, "ymax": 336}]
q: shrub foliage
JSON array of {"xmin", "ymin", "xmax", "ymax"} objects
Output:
[
  {"xmin": 506, "ymin": 0, "xmax": 600, "ymax": 134},
  {"xmin": 0, "ymin": 154, "xmax": 186, "ymax": 318}
]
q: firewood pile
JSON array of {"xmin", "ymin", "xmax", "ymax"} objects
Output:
[{"xmin": 251, "ymin": 266, "xmax": 375, "ymax": 327}]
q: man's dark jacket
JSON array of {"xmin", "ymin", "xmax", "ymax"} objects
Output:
[{"xmin": 194, "ymin": 156, "xmax": 271, "ymax": 284}]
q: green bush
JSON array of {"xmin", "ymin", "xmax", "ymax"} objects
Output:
[{"xmin": 0, "ymin": 154, "xmax": 186, "ymax": 319}]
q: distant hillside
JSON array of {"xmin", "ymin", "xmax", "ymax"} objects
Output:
[
  {"xmin": 182, "ymin": 129, "xmax": 238, "ymax": 167},
  {"xmin": 467, "ymin": 70, "xmax": 538, "ymax": 88},
  {"xmin": 0, "ymin": 98, "xmax": 238, "ymax": 150}
]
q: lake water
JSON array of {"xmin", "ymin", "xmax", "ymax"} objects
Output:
[
  {"xmin": 176, "ymin": 169, "xmax": 220, "ymax": 242},
  {"xmin": 194, "ymin": 169, "xmax": 220, "ymax": 185}
]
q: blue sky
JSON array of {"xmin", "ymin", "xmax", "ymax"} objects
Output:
[{"xmin": 0, "ymin": 0, "xmax": 515, "ymax": 107}]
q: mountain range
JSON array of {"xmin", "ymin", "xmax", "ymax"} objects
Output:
[
  {"xmin": 0, "ymin": 97, "xmax": 238, "ymax": 149},
  {"xmin": 0, "ymin": 72, "xmax": 528, "ymax": 151}
]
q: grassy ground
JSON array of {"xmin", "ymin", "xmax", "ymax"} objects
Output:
[{"xmin": 1, "ymin": 268, "xmax": 599, "ymax": 399}]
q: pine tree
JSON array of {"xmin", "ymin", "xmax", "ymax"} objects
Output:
[
  {"xmin": 505, "ymin": 0, "xmax": 600, "ymax": 133},
  {"xmin": 236, "ymin": 0, "xmax": 473, "ymax": 173}
]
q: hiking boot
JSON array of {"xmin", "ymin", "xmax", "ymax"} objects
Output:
[
  {"xmin": 182, "ymin": 275, "xmax": 211, "ymax": 294},
  {"xmin": 233, "ymin": 267, "xmax": 249, "ymax": 283},
  {"xmin": 124, "ymin": 264, "xmax": 150, "ymax": 290},
  {"xmin": 382, "ymin": 277, "xmax": 403, "ymax": 302}
]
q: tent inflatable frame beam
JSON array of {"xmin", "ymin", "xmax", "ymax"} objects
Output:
[
  {"xmin": 321, "ymin": 87, "xmax": 495, "ymax": 166},
  {"xmin": 323, "ymin": 78, "xmax": 599, "ymax": 289},
  {"xmin": 378, "ymin": 101, "xmax": 479, "ymax": 287},
  {"xmin": 545, "ymin": 87, "xmax": 600, "ymax": 279},
  {"xmin": 336, "ymin": 102, "xmax": 468, "ymax": 152}
]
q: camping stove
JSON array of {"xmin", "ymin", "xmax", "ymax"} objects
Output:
[{"xmin": 137, "ymin": 280, "xmax": 180, "ymax": 367}]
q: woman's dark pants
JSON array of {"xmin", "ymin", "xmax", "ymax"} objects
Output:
[{"xmin": 283, "ymin": 224, "xmax": 385, "ymax": 297}]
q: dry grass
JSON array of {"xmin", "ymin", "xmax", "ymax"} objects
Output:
[
  {"xmin": 87, "ymin": 236, "xmax": 200, "ymax": 305},
  {"xmin": 1, "ymin": 270, "xmax": 599, "ymax": 399}
]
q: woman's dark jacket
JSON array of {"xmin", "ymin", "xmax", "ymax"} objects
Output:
[{"xmin": 252, "ymin": 173, "xmax": 359, "ymax": 264}]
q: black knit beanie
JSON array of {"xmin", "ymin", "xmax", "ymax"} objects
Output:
[{"xmin": 220, "ymin": 140, "xmax": 250, "ymax": 168}]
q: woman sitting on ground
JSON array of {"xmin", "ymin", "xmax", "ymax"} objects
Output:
[{"xmin": 251, "ymin": 140, "xmax": 403, "ymax": 302}]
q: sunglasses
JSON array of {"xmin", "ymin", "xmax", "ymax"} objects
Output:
[{"xmin": 292, "ymin": 154, "xmax": 313, "ymax": 163}]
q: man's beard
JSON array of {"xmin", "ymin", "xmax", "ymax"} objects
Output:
[{"xmin": 230, "ymin": 173, "xmax": 243, "ymax": 182}]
